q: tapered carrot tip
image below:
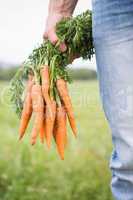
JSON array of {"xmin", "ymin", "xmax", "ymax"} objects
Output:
[
  {"xmin": 74, "ymin": 131, "xmax": 77, "ymax": 138},
  {"xmin": 60, "ymin": 155, "xmax": 64, "ymax": 160},
  {"xmin": 71, "ymin": 121, "xmax": 77, "ymax": 137},
  {"xmin": 31, "ymin": 141, "xmax": 35, "ymax": 146},
  {"xmin": 31, "ymin": 138, "xmax": 36, "ymax": 145},
  {"xmin": 18, "ymin": 135, "xmax": 23, "ymax": 141},
  {"xmin": 40, "ymin": 128, "xmax": 45, "ymax": 144},
  {"xmin": 40, "ymin": 136, "xmax": 45, "ymax": 144},
  {"xmin": 40, "ymin": 139, "xmax": 44, "ymax": 144},
  {"xmin": 46, "ymin": 140, "xmax": 51, "ymax": 150},
  {"xmin": 58, "ymin": 151, "xmax": 65, "ymax": 160},
  {"xmin": 71, "ymin": 128, "xmax": 77, "ymax": 138}
]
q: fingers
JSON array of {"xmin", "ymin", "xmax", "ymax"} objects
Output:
[
  {"xmin": 43, "ymin": 14, "xmax": 67, "ymax": 52},
  {"xmin": 43, "ymin": 30, "xmax": 58, "ymax": 45},
  {"xmin": 59, "ymin": 42, "xmax": 67, "ymax": 52},
  {"xmin": 44, "ymin": 29, "xmax": 67, "ymax": 52}
]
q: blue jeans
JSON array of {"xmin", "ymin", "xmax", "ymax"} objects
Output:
[{"xmin": 92, "ymin": 0, "xmax": 133, "ymax": 199}]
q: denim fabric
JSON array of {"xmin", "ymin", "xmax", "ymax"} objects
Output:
[{"xmin": 92, "ymin": 0, "xmax": 133, "ymax": 199}]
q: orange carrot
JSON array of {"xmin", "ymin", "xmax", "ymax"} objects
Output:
[
  {"xmin": 45, "ymin": 99, "xmax": 56, "ymax": 149},
  {"xmin": 54, "ymin": 105, "xmax": 67, "ymax": 160},
  {"xmin": 19, "ymin": 75, "xmax": 34, "ymax": 140},
  {"xmin": 39, "ymin": 105, "xmax": 46, "ymax": 143},
  {"xmin": 41, "ymin": 66, "xmax": 50, "ymax": 104},
  {"xmin": 30, "ymin": 84, "xmax": 44, "ymax": 145},
  {"xmin": 56, "ymin": 78, "xmax": 77, "ymax": 136},
  {"xmin": 41, "ymin": 66, "xmax": 53, "ymax": 117}
]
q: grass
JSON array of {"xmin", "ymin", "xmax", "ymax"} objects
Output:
[{"xmin": 0, "ymin": 80, "xmax": 113, "ymax": 200}]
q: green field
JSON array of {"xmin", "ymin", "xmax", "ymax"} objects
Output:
[{"xmin": 0, "ymin": 81, "xmax": 113, "ymax": 200}]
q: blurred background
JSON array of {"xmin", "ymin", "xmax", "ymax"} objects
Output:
[{"xmin": 0, "ymin": 0, "xmax": 113, "ymax": 200}]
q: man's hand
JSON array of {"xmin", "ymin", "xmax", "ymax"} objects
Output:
[
  {"xmin": 43, "ymin": 13, "xmax": 69, "ymax": 52},
  {"xmin": 43, "ymin": 0, "xmax": 78, "ymax": 52}
]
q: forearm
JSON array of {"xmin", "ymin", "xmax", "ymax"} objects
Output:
[
  {"xmin": 48, "ymin": 0, "xmax": 78, "ymax": 16},
  {"xmin": 44, "ymin": 0, "xmax": 78, "ymax": 47}
]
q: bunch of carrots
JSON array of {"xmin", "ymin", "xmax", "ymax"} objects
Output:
[
  {"xmin": 19, "ymin": 65, "xmax": 77, "ymax": 160},
  {"xmin": 10, "ymin": 10, "xmax": 94, "ymax": 160}
]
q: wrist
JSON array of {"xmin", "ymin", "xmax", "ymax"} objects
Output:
[
  {"xmin": 48, "ymin": 9, "xmax": 72, "ymax": 18},
  {"xmin": 48, "ymin": 1, "xmax": 74, "ymax": 17}
]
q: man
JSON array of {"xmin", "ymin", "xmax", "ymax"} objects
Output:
[{"xmin": 44, "ymin": 0, "xmax": 133, "ymax": 199}]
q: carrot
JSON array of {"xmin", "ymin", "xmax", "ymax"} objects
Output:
[
  {"xmin": 54, "ymin": 105, "xmax": 67, "ymax": 160},
  {"xmin": 39, "ymin": 105, "xmax": 46, "ymax": 143},
  {"xmin": 45, "ymin": 99, "xmax": 56, "ymax": 149},
  {"xmin": 30, "ymin": 84, "xmax": 44, "ymax": 145},
  {"xmin": 41, "ymin": 66, "xmax": 53, "ymax": 118},
  {"xmin": 41, "ymin": 66, "xmax": 50, "ymax": 103},
  {"xmin": 19, "ymin": 75, "xmax": 34, "ymax": 140},
  {"xmin": 56, "ymin": 78, "xmax": 77, "ymax": 136}
]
